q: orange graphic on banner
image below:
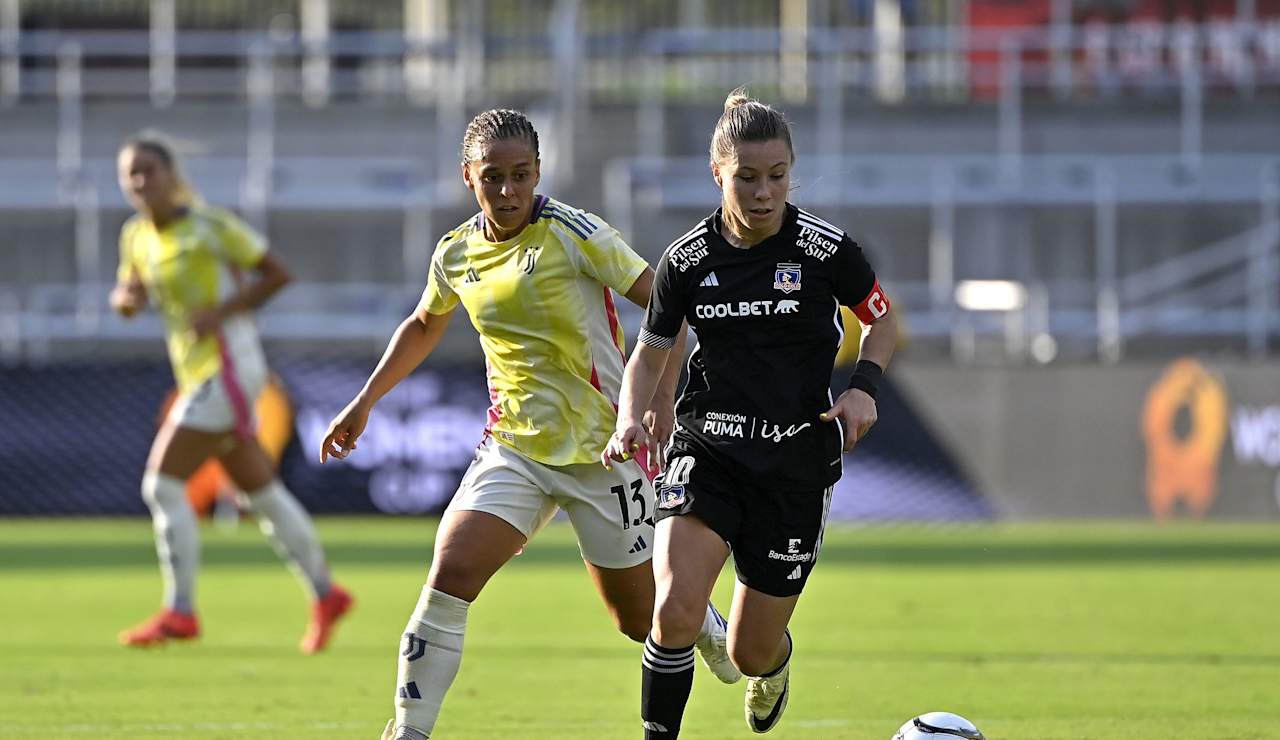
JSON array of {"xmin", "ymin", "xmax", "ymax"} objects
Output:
[{"xmin": 1141, "ymin": 359, "xmax": 1228, "ymax": 520}]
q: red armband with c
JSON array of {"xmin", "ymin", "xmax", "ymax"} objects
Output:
[{"xmin": 851, "ymin": 279, "xmax": 891, "ymax": 324}]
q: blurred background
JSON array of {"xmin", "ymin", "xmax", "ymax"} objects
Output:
[{"xmin": 1, "ymin": 0, "xmax": 1277, "ymax": 523}]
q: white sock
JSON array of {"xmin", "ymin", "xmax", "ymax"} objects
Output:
[
  {"xmin": 240, "ymin": 481, "xmax": 331, "ymax": 599},
  {"xmin": 697, "ymin": 602, "xmax": 718, "ymax": 642},
  {"xmin": 396, "ymin": 587, "xmax": 470, "ymax": 737},
  {"xmin": 141, "ymin": 471, "xmax": 199, "ymax": 614}
]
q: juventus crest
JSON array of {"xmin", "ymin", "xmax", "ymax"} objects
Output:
[{"xmin": 521, "ymin": 244, "xmax": 542, "ymax": 274}]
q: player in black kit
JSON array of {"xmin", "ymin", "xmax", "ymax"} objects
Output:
[{"xmin": 602, "ymin": 88, "xmax": 898, "ymax": 738}]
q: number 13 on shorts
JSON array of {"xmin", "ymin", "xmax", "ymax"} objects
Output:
[{"xmin": 611, "ymin": 478, "xmax": 648, "ymax": 530}]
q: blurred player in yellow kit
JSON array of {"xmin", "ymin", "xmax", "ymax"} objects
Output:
[
  {"xmin": 319, "ymin": 109, "xmax": 738, "ymax": 740},
  {"xmin": 111, "ymin": 132, "xmax": 352, "ymax": 653}
]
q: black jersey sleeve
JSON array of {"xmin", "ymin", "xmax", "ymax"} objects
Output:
[
  {"xmin": 638, "ymin": 248, "xmax": 688, "ymax": 350},
  {"xmin": 831, "ymin": 233, "xmax": 878, "ymax": 308}
]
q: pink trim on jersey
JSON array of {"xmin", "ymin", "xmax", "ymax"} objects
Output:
[
  {"xmin": 214, "ymin": 331, "xmax": 254, "ymax": 440},
  {"xmin": 596, "ymin": 288, "xmax": 660, "ymax": 481},
  {"xmin": 483, "ymin": 356, "xmax": 503, "ymax": 444},
  {"xmin": 602, "ymin": 286, "xmax": 626, "ymax": 359},
  {"xmin": 585, "ymin": 286, "xmax": 624, "ymax": 401},
  {"xmin": 597, "ymin": 371, "xmax": 660, "ymax": 482},
  {"xmin": 634, "ymin": 450, "xmax": 659, "ymax": 482}
]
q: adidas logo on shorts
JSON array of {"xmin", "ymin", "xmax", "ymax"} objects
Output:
[
  {"xmin": 628, "ymin": 535, "xmax": 648, "ymax": 554},
  {"xmin": 786, "ymin": 565, "xmax": 802, "ymax": 581}
]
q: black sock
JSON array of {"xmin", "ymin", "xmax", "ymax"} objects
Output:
[{"xmin": 641, "ymin": 634, "xmax": 695, "ymax": 739}]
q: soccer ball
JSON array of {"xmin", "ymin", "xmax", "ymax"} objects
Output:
[{"xmin": 892, "ymin": 712, "xmax": 984, "ymax": 739}]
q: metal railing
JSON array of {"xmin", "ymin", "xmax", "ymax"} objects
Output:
[
  {"xmin": 6, "ymin": 20, "xmax": 1280, "ymax": 102},
  {"xmin": 4, "ymin": 21, "xmax": 1276, "ymax": 206},
  {"xmin": 604, "ymin": 153, "xmax": 1280, "ymax": 362},
  {"xmin": 2, "ymin": 19, "xmax": 1278, "ymax": 361}
]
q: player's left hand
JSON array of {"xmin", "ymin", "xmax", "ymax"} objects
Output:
[
  {"xmin": 820, "ymin": 388, "xmax": 878, "ymax": 453},
  {"xmin": 191, "ymin": 308, "xmax": 224, "ymax": 338}
]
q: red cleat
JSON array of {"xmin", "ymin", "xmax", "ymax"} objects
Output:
[
  {"xmin": 300, "ymin": 583, "xmax": 353, "ymax": 654},
  {"xmin": 118, "ymin": 608, "xmax": 200, "ymax": 647}
]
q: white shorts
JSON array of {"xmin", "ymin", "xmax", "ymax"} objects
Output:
[
  {"xmin": 168, "ymin": 348, "xmax": 267, "ymax": 439},
  {"xmin": 446, "ymin": 436, "xmax": 656, "ymax": 569}
]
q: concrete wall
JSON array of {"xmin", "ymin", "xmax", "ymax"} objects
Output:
[{"xmin": 895, "ymin": 359, "xmax": 1280, "ymax": 520}]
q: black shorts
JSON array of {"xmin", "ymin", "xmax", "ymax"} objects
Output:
[{"xmin": 653, "ymin": 449, "xmax": 832, "ymax": 598}]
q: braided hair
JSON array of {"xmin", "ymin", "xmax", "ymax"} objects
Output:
[{"xmin": 461, "ymin": 109, "xmax": 540, "ymax": 165}]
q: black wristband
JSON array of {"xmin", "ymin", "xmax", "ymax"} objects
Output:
[{"xmin": 846, "ymin": 359, "xmax": 883, "ymax": 400}]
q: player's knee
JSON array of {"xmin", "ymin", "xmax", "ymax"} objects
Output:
[
  {"xmin": 140, "ymin": 476, "xmax": 158, "ymax": 507},
  {"xmin": 609, "ymin": 599, "xmax": 650, "ymax": 640},
  {"xmin": 425, "ymin": 562, "xmax": 485, "ymax": 603},
  {"xmin": 651, "ymin": 597, "xmax": 703, "ymax": 646},
  {"xmin": 614, "ymin": 610, "xmax": 651, "ymax": 642},
  {"xmin": 140, "ymin": 470, "xmax": 178, "ymax": 509}
]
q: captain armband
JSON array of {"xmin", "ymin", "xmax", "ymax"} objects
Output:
[{"xmin": 850, "ymin": 279, "xmax": 891, "ymax": 324}]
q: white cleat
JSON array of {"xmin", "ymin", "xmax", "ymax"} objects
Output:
[
  {"xmin": 744, "ymin": 661, "xmax": 789, "ymax": 733},
  {"xmin": 380, "ymin": 719, "xmax": 429, "ymax": 740},
  {"xmin": 744, "ymin": 632, "xmax": 792, "ymax": 734},
  {"xmin": 695, "ymin": 603, "xmax": 742, "ymax": 684}
]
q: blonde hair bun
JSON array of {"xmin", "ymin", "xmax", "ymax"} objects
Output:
[{"xmin": 723, "ymin": 86, "xmax": 753, "ymax": 112}]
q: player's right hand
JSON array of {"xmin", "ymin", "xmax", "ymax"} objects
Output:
[
  {"xmin": 601, "ymin": 422, "xmax": 651, "ymax": 470},
  {"xmin": 820, "ymin": 387, "xmax": 878, "ymax": 453},
  {"xmin": 110, "ymin": 281, "xmax": 147, "ymax": 318},
  {"xmin": 320, "ymin": 398, "xmax": 371, "ymax": 463}
]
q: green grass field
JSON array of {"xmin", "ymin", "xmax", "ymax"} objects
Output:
[{"xmin": 3, "ymin": 518, "xmax": 1280, "ymax": 739}]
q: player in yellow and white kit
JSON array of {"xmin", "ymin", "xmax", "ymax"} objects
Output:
[
  {"xmin": 112, "ymin": 133, "xmax": 352, "ymax": 653},
  {"xmin": 319, "ymin": 110, "xmax": 738, "ymax": 740}
]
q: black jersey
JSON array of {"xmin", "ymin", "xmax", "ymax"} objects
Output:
[{"xmin": 640, "ymin": 204, "xmax": 882, "ymax": 490}]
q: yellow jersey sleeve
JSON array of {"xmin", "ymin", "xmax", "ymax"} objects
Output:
[
  {"xmin": 562, "ymin": 218, "xmax": 648, "ymax": 296},
  {"xmin": 116, "ymin": 217, "xmax": 140, "ymax": 284},
  {"xmin": 208, "ymin": 208, "xmax": 267, "ymax": 268},
  {"xmin": 418, "ymin": 233, "xmax": 461, "ymax": 315}
]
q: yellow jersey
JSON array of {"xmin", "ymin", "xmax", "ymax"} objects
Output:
[
  {"xmin": 118, "ymin": 205, "xmax": 267, "ymax": 393},
  {"xmin": 419, "ymin": 195, "xmax": 648, "ymax": 466}
]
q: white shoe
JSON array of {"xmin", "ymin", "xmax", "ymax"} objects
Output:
[
  {"xmin": 380, "ymin": 720, "xmax": 428, "ymax": 740},
  {"xmin": 744, "ymin": 633, "xmax": 791, "ymax": 734},
  {"xmin": 695, "ymin": 603, "xmax": 742, "ymax": 684}
]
